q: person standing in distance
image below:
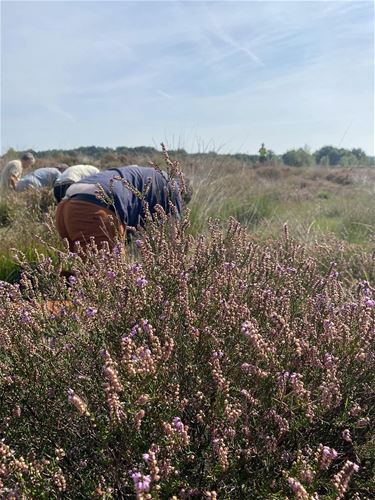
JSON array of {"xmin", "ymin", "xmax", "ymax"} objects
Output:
[{"xmin": 258, "ymin": 143, "xmax": 268, "ymax": 164}]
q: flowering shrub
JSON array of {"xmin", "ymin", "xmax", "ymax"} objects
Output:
[{"xmin": 0, "ymin": 210, "xmax": 374, "ymax": 497}]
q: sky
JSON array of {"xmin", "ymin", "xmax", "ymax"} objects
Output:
[{"xmin": 1, "ymin": 0, "xmax": 374, "ymax": 155}]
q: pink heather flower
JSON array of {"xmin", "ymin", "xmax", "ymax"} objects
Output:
[
  {"xmin": 212, "ymin": 350, "xmax": 224, "ymax": 359},
  {"xmin": 241, "ymin": 320, "xmax": 253, "ymax": 336},
  {"xmin": 86, "ymin": 307, "xmax": 98, "ymax": 318},
  {"xmin": 67, "ymin": 389, "xmax": 89, "ymax": 416},
  {"xmin": 224, "ymin": 261, "xmax": 235, "ymax": 270},
  {"xmin": 288, "ymin": 477, "xmax": 309, "ymax": 500},
  {"xmin": 317, "ymin": 445, "xmax": 338, "ymax": 470},
  {"xmin": 131, "ymin": 472, "xmax": 151, "ymax": 493},
  {"xmin": 356, "ymin": 417, "xmax": 370, "ymax": 428},
  {"xmin": 281, "ymin": 371, "xmax": 291, "ymax": 379},
  {"xmin": 333, "ymin": 461, "xmax": 360, "ymax": 498},
  {"xmin": 342, "ymin": 429, "xmax": 352, "ymax": 443},
  {"xmin": 142, "ymin": 453, "xmax": 150, "ymax": 462},
  {"xmin": 324, "ymin": 353, "xmax": 334, "ymax": 368},
  {"xmin": 322, "ymin": 446, "xmax": 337, "ymax": 460},
  {"xmin": 136, "ymin": 394, "xmax": 150, "ymax": 405}
]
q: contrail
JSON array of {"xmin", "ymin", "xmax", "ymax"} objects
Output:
[{"xmin": 338, "ymin": 119, "xmax": 354, "ymax": 146}]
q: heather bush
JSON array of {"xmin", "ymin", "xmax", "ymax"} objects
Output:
[
  {"xmin": 0, "ymin": 150, "xmax": 374, "ymax": 497},
  {"xmin": 1, "ymin": 212, "xmax": 374, "ymax": 498}
]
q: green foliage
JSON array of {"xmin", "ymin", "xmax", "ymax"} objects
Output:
[
  {"xmin": 282, "ymin": 148, "xmax": 314, "ymax": 167},
  {"xmin": 315, "ymin": 146, "xmax": 372, "ymax": 166},
  {"xmin": 0, "ymin": 201, "xmax": 14, "ymax": 227},
  {"xmin": 217, "ymin": 193, "xmax": 277, "ymax": 227}
]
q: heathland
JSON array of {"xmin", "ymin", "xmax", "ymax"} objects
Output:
[{"xmin": 0, "ymin": 147, "xmax": 374, "ymax": 498}]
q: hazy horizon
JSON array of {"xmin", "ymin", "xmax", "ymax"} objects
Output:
[
  {"xmin": 3, "ymin": 141, "xmax": 374, "ymax": 158},
  {"xmin": 1, "ymin": 1, "xmax": 374, "ymax": 155}
]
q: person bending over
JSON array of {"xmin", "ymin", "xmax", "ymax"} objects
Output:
[
  {"xmin": 55, "ymin": 165, "xmax": 189, "ymax": 253},
  {"xmin": 15, "ymin": 166, "xmax": 66, "ymax": 193},
  {"xmin": 54, "ymin": 164, "xmax": 100, "ymax": 203}
]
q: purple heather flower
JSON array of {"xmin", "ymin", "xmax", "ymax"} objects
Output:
[
  {"xmin": 364, "ymin": 297, "xmax": 375, "ymax": 308},
  {"xmin": 129, "ymin": 326, "xmax": 138, "ymax": 337},
  {"xmin": 112, "ymin": 244, "xmax": 123, "ymax": 256},
  {"xmin": 20, "ymin": 310, "xmax": 32, "ymax": 324},
  {"xmin": 224, "ymin": 261, "xmax": 235, "ymax": 270},
  {"xmin": 86, "ymin": 307, "xmax": 98, "ymax": 318},
  {"xmin": 136, "ymin": 277, "xmax": 148, "ymax": 288},
  {"xmin": 68, "ymin": 276, "xmax": 77, "ymax": 285},
  {"xmin": 135, "ymin": 239, "xmax": 143, "ymax": 248},
  {"xmin": 142, "ymin": 453, "xmax": 150, "ymax": 463},
  {"xmin": 130, "ymin": 263, "xmax": 142, "ymax": 274},
  {"xmin": 107, "ymin": 270, "xmax": 116, "ymax": 280},
  {"xmin": 173, "ymin": 417, "xmax": 184, "ymax": 431},
  {"xmin": 100, "ymin": 349, "xmax": 110, "ymax": 360}
]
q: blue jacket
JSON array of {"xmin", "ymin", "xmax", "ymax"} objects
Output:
[
  {"xmin": 16, "ymin": 167, "xmax": 61, "ymax": 192},
  {"xmin": 70, "ymin": 166, "xmax": 182, "ymax": 227}
]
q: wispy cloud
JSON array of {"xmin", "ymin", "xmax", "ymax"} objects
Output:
[
  {"xmin": 156, "ymin": 89, "xmax": 174, "ymax": 100},
  {"xmin": 43, "ymin": 104, "xmax": 75, "ymax": 123},
  {"xmin": 203, "ymin": 5, "xmax": 264, "ymax": 66}
]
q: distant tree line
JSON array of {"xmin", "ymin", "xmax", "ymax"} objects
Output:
[
  {"xmin": 281, "ymin": 146, "xmax": 374, "ymax": 167},
  {"xmin": 3, "ymin": 145, "xmax": 374, "ymax": 167}
]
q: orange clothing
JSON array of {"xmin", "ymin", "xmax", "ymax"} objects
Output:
[{"xmin": 56, "ymin": 200, "xmax": 125, "ymax": 252}]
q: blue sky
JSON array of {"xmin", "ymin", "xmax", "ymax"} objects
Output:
[{"xmin": 1, "ymin": 0, "xmax": 374, "ymax": 154}]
